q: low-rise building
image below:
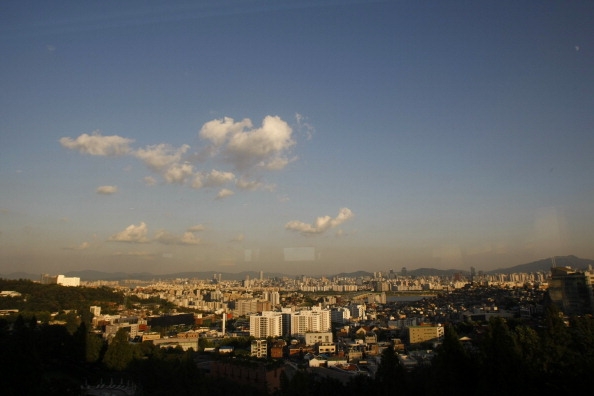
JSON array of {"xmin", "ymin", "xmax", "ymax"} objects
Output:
[
  {"xmin": 408, "ymin": 324, "xmax": 444, "ymax": 345},
  {"xmin": 251, "ymin": 339, "xmax": 268, "ymax": 358}
]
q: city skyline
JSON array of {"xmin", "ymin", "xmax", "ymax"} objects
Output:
[{"xmin": 2, "ymin": 1, "xmax": 594, "ymax": 276}]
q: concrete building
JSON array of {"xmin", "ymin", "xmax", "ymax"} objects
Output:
[
  {"xmin": 152, "ymin": 337, "xmax": 198, "ymax": 351},
  {"xmin": 249, "ymin": 311, "xmax": 283, "ymax": 338},
  {"xmin": 251, "ymin": 339, "xmax": 268, "ymax": 358},
  {"xmin": 408, "ymin": 324, "xmax": 444, "ymax": 345},
  {"xmin": 548, "ymin": 266, "xmax": 594, "ymax": 316},
  {"xmin": 331, "ymin": 307, "xmax": 351, "ymax": 324},
  {"xmin": 290, "ymin": 307, "xmax": 331, "ymax": 336},
  {"xmin": 41, "ymin": 274, "xmax": 80, "ymax": 287},
  {"xmin": 304, "ymin": 332, "xmax": 333, "ymax": 346},
  {"xmin": 349, "ymin": 304, "xmax": 366, "ymax": 320}
]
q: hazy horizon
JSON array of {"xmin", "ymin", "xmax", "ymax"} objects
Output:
[{"xmin": 2, "ymin": 1, "xmax": 593, "ymax": 277}]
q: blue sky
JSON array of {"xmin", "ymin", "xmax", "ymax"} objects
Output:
[{"xmin": 1, "ymin": 1, "xmax": 593, "ymax": 276}]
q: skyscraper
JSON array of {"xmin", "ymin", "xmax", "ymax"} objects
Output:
[{"xmin": 548, "ymin": 266, "xmax": 594, "ymax": 316}]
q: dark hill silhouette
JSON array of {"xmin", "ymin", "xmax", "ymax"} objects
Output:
[{"xmin": 1, "ymin": 255, "xmax": 592, "ymax": 281}]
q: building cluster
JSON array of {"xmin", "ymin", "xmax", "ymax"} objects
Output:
[
  {"xmin": 41, "ymin": 273, "xmax": 80, "ymax": 287},
  {"xmin": 27, "ymin": 265, "xmax": 593, "ymax": 384}
]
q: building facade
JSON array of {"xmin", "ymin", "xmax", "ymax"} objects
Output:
[
  {"xmin": 249, "ymin": 311, "xmax": 283, "ymax": 338},
  {"xmin": 548, "ymin": 266, "xmax": 594, "ymax": 316}
]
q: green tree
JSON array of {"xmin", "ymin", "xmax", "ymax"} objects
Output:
[
  {"xmin": 513, "ymin": 324, "xmax": 544, "ymax": 390},
  {"xmin": 540, "ymin": 305, "xmax": 573, "ymax": 387},
  {"xmin": 1, "ymin": 315, "xmax": 45, "ymax": 395},
  {"xmin": 430, "ymin": 323, "xmax": 475, "ymax": 392},
  {"xmin": 568, "ymin": 315, "xmax": 594, "ymax": 378},
  {"xmin": 103, "ymin": 328, "xmax": 137, "ymax": 371},
  {"xmin": 86, "ymin": 330, "xmax": 105, "ymax": 363},
  {"xmin": 374, "ymin": 345, "xmax": 406, "ymax": 393},
  {"xmin": 478, "ymin": 317, "xmax": 524, "ymax": 394}
]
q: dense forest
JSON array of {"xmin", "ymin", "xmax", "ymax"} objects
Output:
[{"xmin": 1, "ymin": 279, "xmax": 593, "ymax": 395}]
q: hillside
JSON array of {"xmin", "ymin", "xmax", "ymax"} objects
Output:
[{"xmin": 1, "ymin": 255, "xmax": 592, "ymax": 281}]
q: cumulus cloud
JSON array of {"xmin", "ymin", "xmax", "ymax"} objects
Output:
[
  {"xmin": 200, "ymin": 115, "xmax": 295, "ymax": 170},
  {"xmin": 285, "ymin": 207, "xmax": 354, "ymax": 235},
  {"xmin": 180, "ymin": 232, "xmax": 201, "ymax": 245},
  {"xmin": 60, "ymin": 131, "xmax": 133, "ymax": 156},
  {"xmin": 96, "ymin": 185, "xmax": 118, "ymax": 195},
  {"xmin": 60, "ymin": 114, "xmax": 305, "ymax": 198},
  {"xmin": 108, "ymin": 222, "xmax": 150, "ymax": 243},
  {"xmin": 235, "ymin": 178, "xmax": 274, "ymax": 191},
  {"xmin": 154, "ymin": 230, "xmax": 201, "ymax": 245},
  {"xmin": 201, "ymin": 169, "xmax": 236, "ymax": 187},
  {"xmin": 163, "ymin": 162, "xmax": 194, "ymax": 184},
  {"xmin": 199, "ymin": 117, "xmax": 253, "ymax": 146},
  {"xmin": 134, "ymin": 143, "xmax": 190, "ymax": 171},
  {"xmin": 216, "ymin": 188, "xmax": 234, "ymax": 200},
  {"xmin": 134, "ymin": 144, "xmax": 195, "ymax": 184}
]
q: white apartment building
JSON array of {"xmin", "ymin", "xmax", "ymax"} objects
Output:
[
  {"xmin": 249, "ymin": 311, "xmax": 283, "ymax": 338},
  {"xmin": 270, "ymin": 291, "xmax": 280, "ymax": 306},
  {"xmin": 290, "ymin": 307, "xmax": 331, "ymax": 336},
  {"xmin": 57, "ymin": 275, "xmax": 80, "ymax": 287}
]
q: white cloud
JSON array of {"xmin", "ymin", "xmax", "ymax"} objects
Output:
[
  {"xmin": 61, "ymin": 114, "xmax": 303, "ymax": 198},
  {"xmin": 191, "ymin": 174, "xmax": 205, "ymax": 189},
  {"xmin": 199, "ymin": 116, "xmax": 253, "ymax": 147},
  {"xmin": 285, "ymin": 207, "xmax": 354, "ymax": 235},
  {"xmin": 153, "ymin": 230, "xmax": 178, "ymax": 245},
  {"xmin": 163, "ymin": 162, "xmax": 194, "ymax": 184},
  {"xmin": 235, "ymin": 178, "xmax": 274, "ymax": 191},
  {"xmin": 154, "ymin": 230, "xmax": 201, "ymax": 245},
  {"xmin": 199, "ymin": 115, "xmax": 295, "ymax": 170},
  {"xmin": 134, "ymin": 143, "xmax": 190, "ymax": 171},
  {"xmin": 134, "ymin": 144, "xmax": 194, "ymax": 184},
  {"xmin": 204, "ymin": 169, "xmax": 236, "ymax": 186},
  {"xmin": 262, "ymin": 156, "xmax": 294, "ymax": 170},
  {"xmin": 108, "ymin": 222, "xmax": 150, "ymax": 243},
  {"xmin": 216, "ymin": 188, "xmax": 234, "ymax": 200},
  {"xmin": 180, "ymin": 232, "xmax": 201, "ymax": 245},
  {"xmin": 60, "ymin": 131, "xmax": 133, "ymax": 156},
  {"xmin": 96, "ymin": 185, "xmax": 118, "ymax": 195}
]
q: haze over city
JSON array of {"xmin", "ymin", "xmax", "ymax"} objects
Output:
[{"xmin": 1, "ymin": 1, "xmax": 593, "ymax": 276}]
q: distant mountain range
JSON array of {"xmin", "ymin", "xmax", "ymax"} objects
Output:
[{"xmin": 2, "ymin": 255, "xmax": 593, "ymax": 282}]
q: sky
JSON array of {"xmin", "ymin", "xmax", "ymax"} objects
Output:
[{"xmin": 1, "ymin": 1, "xmax": 593, "ymax": 277}]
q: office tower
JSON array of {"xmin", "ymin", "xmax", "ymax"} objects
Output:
[{"xmin": 548, "ymin": 266, "xmax": 594, "ymax": 316}]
